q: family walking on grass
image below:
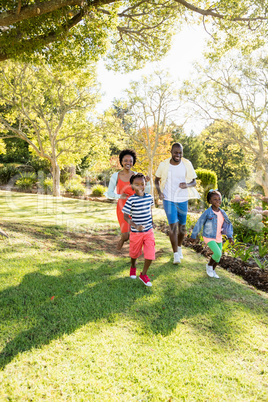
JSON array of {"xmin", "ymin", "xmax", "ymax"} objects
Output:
[{"xmin": 106, "ymin": 143, "xmax": 234, "ymax": 286}]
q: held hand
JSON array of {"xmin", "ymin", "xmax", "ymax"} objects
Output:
[
  {"xmin": 145, "ymin": 175, "xmax": 150, "ymax": 183},
  {"xmin": 136, "ymin": 224, "xmax": 145, "ymax": 231},
  {"xmin": 120, "ymin": 193, "xmax": 128, "ymax": 199},
  {"xmin": 228, "ymin": 238, "xmax": 235, "ymax": 245},
  {"xmin": 179, "ymin": 182, "xmax": 188, "ymax": 189},
  {"xmin": 152, "ymin": 222, "xmax": 157, "ymax": 229}
]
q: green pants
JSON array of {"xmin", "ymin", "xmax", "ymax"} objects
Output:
[{"xmin": 207, "ymin": 241, "xmax": 222, "ymax": 263}]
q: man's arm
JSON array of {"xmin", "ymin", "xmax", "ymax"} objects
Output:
[
  {"xmin": 179, "ymin": 178, "xmax": 196, "ymax": 189},
  {"xmin": 154, "ymin": 176, "xmax": 164, "ymax": 200}
]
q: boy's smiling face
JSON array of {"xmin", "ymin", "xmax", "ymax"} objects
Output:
[{"xmin": 132, "ymin": 177, "xmax": 145, "ymax": 196}]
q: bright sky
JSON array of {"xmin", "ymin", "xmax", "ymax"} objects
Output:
[{"xmin": 97, "ymin": 24, "xmax": 208, "ymax": 134}]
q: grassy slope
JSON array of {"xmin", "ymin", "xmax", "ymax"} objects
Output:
[{"xmin": 0, "ymin": 191, "xmax": 267, "ymax": 402}]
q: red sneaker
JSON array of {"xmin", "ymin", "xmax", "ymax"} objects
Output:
[
  {"xmin": 130, "ymin": 267, "xmax": 136, "ymax": 279},
  {"xmin": 139, "ymin": 273, "xmax": 152, "ymax": 287}
]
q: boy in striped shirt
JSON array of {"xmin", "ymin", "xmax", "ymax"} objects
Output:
[{"xmin": 122, "ymin": 173, "xmax": 155, "ymax": 287}]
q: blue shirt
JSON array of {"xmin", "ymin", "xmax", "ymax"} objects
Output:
[{"xmin": 122, "ymin": 193, "xmax": 154, "ymax": 232}]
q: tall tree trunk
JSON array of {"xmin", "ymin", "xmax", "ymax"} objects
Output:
[
  {"xmin": 52, "ymin": 161, "xmax": 61, "ymax": 197},
  {"xmin": 256, "ymin": 166, "xmax": 268, "ymax": 197},
  {"xmin": 263, "ymin": 169, "xmax": 268, "ymax": 197}
]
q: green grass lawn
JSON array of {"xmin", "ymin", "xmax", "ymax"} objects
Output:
[{"xmin": 0, "ymin": 190, "xmax": 267, "ymax": 401}]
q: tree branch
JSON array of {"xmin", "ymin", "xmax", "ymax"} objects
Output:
[
  {"xmin": 0, "ymin": 116, "xmax": 52, "ymax": 161},
  {"xmin": 174, "ymin": 0, "xmax": 268, "ymax": 22},
  {"xmin": 0, "ymin": 10, "xmax": 85, "ymax": 61},
  {"xmin": 0, "ymin": 0, "xmax": 115, "ymax": 26}
]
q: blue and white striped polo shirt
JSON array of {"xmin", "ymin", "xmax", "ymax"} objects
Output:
[{"xmin": 122, "ymin": 193, "xmax": 154, "ymax": 232}]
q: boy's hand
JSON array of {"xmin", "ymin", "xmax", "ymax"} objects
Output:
[
  {"xmin": 120, "ymin": 193, "xmax": 128, "ymax": 199},
  {"xmin": 152, "ymin": 222, "xmax": 157, "ymax": 229},
  {"xmin": 136, "ymin": 224, "xmax": 145, "ymax": 231},
  {"xmin": 228, "ymin": 238, "xmax": 234, "ymax": 245}
]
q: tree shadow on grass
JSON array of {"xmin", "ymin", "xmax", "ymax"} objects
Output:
[
  {"xmin": 1, "ymin": 255, "xmax": 268, "ymax": 370},
  {"xmin": 0, "ymin": 259, "xmax": 142, "ymax": 369},
  {"xmin": 147, "ymin": 260, "xmax": 268, "ymax": 334},
  {"xmin": 0, "ymin": 220, "xmax": 128, "ymax": 256}
]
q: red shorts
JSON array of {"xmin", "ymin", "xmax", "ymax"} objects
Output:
[{"xmin": 129, "ymin": 229, "xmax": 155, "ymax": 260}]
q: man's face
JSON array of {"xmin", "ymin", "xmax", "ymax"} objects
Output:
[
  {"xmin": 132, "ymin": 177, "xmax": 145, "ymax": 196},
  {"xmin": 171, "ymin": 145, "xmax": 183, "ymax": 163}
]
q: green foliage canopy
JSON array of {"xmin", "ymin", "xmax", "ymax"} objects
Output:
[
  {"xmin": 80, "ymin": 107, "xmax": 127, "ymax": 174},
  {"xmin": 172, "ymin": 128, "xmax": 206, "ymax": 169},
  {"xmin": 121, "ymin": 71, "xmax": 179, "ymax": 181},
  {"xmin": 0, "ymin": 137, "xmax": 29, "ymax": 163},
  {"xmin": 200, "ymin": 121, "xmax": 252, "ymax": 197},
  {"xmin": 1, "ymin": 1, "xmax": 268, "ymax": 69},
  {"xmin": 0, "ymin": 139, "xmax": 6, "ymax": 155},
  {"xmin": 183, "ymin": 49, "xmax": 268, "ymax": 195},
  {"xmin": 0, "ymin": 60, "xmax": 100, "ymax": 195}
]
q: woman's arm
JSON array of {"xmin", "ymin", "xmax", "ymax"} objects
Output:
[{"xmin": 105, "ymin": 172, "xmax": 121, "ymax": 200}]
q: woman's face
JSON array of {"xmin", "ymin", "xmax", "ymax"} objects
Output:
[{"xmin": 122, "ymin": 154, "xmax": 134, "ymax": 170}]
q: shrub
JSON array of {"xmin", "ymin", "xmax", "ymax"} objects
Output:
[
  {"xmin": 230, "ymin": 195, "xmax": 252, "ymax": 217},
  {"xmin": 0, "ymin": 165, "xmax": 18, "ymax": 185},
  {"xmin": 15, "ymin": 172, "xmax": 37, "ymax": 190},
  {"xmin": 186, "ymin": 213, "xmax": 199, "ymax": 232},
  {"xmin": 228, "ymin": 196, "xmax": 265, "ymax": 244},
  {"xmin": 67, "ymin": 183, "xmax": 86, "ymax": 196},
  {"xmin": 91, "ymin": 184, "xmax": 107, "ymax": 197},
  {"xmin": 188, "ymin": 179, "xmax": 204, "ymax": 210},
  {"xmin": 65, "ymin": 175, "xmax": 86, "ymax": 196},
  {"xmin": 39, "ymin": 176, "xmax": 65, "ymax": 194},
  {"xmin": 196, "ymin": 168, "xmax": 217, "ymax": 204},
  {"xmin": 30, "ymin": 157, "xmax": 51, "ymax": 175},
  {"xmin": 60, "ymin": 168, "xmax": 74, "ymax": 184},
  {"xmin": 196, "ymin": 168, "xmax": 217, "ymax": 190},
  {"xmin": 41, "ymin": 177, "xmax": 53, "ymax": 194}
]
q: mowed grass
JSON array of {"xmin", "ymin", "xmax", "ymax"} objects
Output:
[{"xmin": 0, "ymin": 191, "xmax": 267, "ymax": 401}]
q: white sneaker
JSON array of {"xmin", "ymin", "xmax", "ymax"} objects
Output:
[
  {"xmin": 206, "ymin": 264, "xmax": 214, "ymax": 277},
  {"xmin": 173, "ymin": 252, "xmax": 181, "ymax": 264},
  {"xmin": 213, "ymin": 270, "xmax": 220, "ymax": 279},
  {"xmin": 177, "ymin": 247, "xmax": 183, "ymax": 259}
]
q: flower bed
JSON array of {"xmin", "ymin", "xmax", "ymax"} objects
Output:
[
  {"xmin": 156, "ymin": 220, "xmax": 268, "ymax": 293},
  {"xmin": 183, "ymin": 236, "xmax": 268, "ymax": 293}
]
